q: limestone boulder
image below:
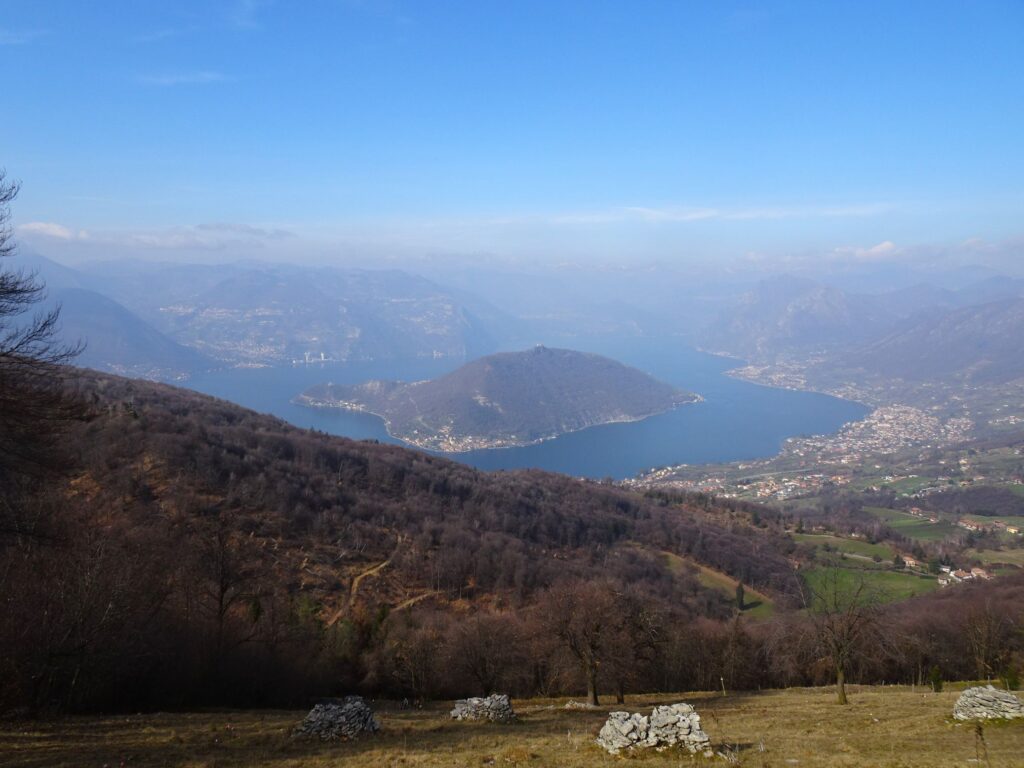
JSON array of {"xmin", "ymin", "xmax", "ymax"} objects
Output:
[{"xmin": 953, "ymin": 686, "xmax": 1024, "ymax": 721}]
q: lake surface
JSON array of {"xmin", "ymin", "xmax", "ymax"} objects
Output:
[{"xmin": 186, "ymin": 337, "xmax": 868, "ymax": 480}]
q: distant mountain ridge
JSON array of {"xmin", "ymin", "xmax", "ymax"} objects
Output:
[
  {"xmin": 81, "ymin": 261, "xmax": 510, "ymax": 367},
  {"xmin": 56, "ymin": 288, "xmax": 212, "ymax": 380},
  {"xmin": 8, "ymin": 251, "xmax": 211, "ymax": 380},
  {"xmin": 8, "ymin": 253, "xmax": 517, "ymax": 377},
  {"xmin": 843, "ymin": 297, "xmax": 1024, "ymax": 384},
  {"xmin": 703, "ymin": 273, "xmax": 1024, "ymax": 368},
  {"xmin": 298, "ymin": 346, "xmax": 700, "ymax": 451}
]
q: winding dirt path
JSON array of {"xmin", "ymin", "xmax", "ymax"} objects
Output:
[
  {"xmin": 325, "ymin": 535, "xmax": 403, "ymax": 627},
  {"xmin": 391, "ymin": 591, "xmax": 441, "ymax": 612}
]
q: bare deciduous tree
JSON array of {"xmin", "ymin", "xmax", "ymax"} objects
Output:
[
  {"xmin": 0, "ymin": 169, "xmax": 80, "ymax": 536},
  {"xmin": 446, "ymin": 612, "xmax": 521, "ymax": 696},
  {"xmin": 537, "ymin": 580, "xmax": 662, "ymax": 706},
  {"xmin": 962, "ymin": 599, "xmax": 1013, "ymax": 682},
  {"xmin": 537, "ymin": 581, "xmax": 617, "ymax": 705},
  {"xmin": 803, "ymin": 564, "xmax": 883, "ymax": 704}
]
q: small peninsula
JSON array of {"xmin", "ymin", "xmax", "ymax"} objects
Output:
[{"xmin": 296, "ymin": 346, "xmax": 701, "ymax": 452}]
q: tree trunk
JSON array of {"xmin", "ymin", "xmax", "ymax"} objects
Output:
[
  {"xmin": 586, "ymin": 665, "xmax": 599, "ymax": 706},
  {"xmin": 836, "ymin": 667, "xmax": 848, "ymax": 705},
  {"xmin": 616, "ymin": 682, "xmax": 625, "ymax": 704}
]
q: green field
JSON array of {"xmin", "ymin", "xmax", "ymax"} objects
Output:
[
  {"xmin": 878, "ymin": 476, "xmax": 938, "ymax": 495},
  {"xmin": 864, "ymin": 507, "xmax": 959, "ymax": 542},
  {"xmin": 793, "ymin": 532, "xmax": 896, "ymax": 560},
  {"xmin": 865, "ymin": 506, "xmax": 915, "ymax": 523},
  {"xmin": 976, "ymin": 514, "xmax": 1024, "ymax": 526},
  {"xmin": 802, "ymin": 565, "xmax": 940, "ymax": 602},
  {"xmin": 964, "ymin": 547, "xmax": 1024, "ymax": 566}
]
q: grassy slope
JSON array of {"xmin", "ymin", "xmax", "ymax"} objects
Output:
[
  {"xmin": 3, "ymin": 688, "xmax": 1022, "ymax": 767},
  {"xmin": 659, "ymin": 550, "xmax": 775, "ymax": 618}
]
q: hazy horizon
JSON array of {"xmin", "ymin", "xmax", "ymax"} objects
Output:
[{"xmin": 3, "ymin": 1, "xmax": 1023, "ymax": 275}]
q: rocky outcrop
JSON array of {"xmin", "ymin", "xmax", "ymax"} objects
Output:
[
  {"xmin": 953, "ymin": 686, "xmax": 1024, "ymax": 721},
  {"xmin": 450, "ymin": 694, "xmax": 516, "ymax": 723},
  {"xmin": 293, "ymin": 696, "xmax": 380, "ymax": 740},
  {"xmin": 596, "ymin": 702, "xmax": 712, "ymax": 756}
]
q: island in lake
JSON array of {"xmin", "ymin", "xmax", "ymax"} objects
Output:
[{"xmin": 296, "ymin": 346, "xmax": 702, "ymax": 452}]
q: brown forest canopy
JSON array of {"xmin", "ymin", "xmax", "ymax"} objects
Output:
[
  {"xmin": 1, "ymin": 370, "xmax": 793, "ymax": 711},
  {"xmin": 0, "ymin": 371, "xmax": 1022, "ymax": 712}
]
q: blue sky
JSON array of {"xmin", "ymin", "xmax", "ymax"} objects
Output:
[{"xmin": 2, "ymin": 0, "xmax": 1023, "ymax": 266}]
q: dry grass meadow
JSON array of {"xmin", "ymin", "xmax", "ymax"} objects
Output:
[{"xmin": 2, "ymin": 686, "xmax": 1022, "ymax": 768}]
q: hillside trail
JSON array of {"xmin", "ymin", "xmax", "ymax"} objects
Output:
[
  {"xmin": 325, "ymin": 534, "xmax": 403, "ymax": 627},
  {"xmin": 392, "ymin": 591, "xmax": 441, "ymax": 612}
]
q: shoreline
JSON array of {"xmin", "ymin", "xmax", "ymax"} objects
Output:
[{"xmin": 294, "ymin": 393, "xmax": 704, "ymax": 454}]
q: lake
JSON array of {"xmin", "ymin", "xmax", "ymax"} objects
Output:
[{"xmin": 185, "ymin": 337, "xmax": 868, "ymax": 480}]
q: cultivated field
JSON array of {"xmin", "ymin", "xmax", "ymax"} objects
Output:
[
  {"xmin": 863, "ymin": 507, "xmax": 960, "ymax": 542},
  {"xmin": 792, "ymin": 533, "xmax": 896, "ymax": 560},
  {"xmin": 2, "ymin": 686, "xmax": 1022, "ymax": 767},
  {"xmin": 966, "ymin": 547, "xmax": 1024, "ymax": 567},
  {"xmin": 802, "ymin": 566, "xmax": 940, "ymax": 601}
]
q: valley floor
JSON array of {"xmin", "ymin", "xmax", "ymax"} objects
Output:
[{"xmin": 2, "ymin": 686, "xmax": 1022, "ymax": 767}]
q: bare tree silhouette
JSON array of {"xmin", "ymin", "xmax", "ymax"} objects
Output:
[{"xmin": 0, "ymin": 169, "xmax": 81, "ymax": 536}]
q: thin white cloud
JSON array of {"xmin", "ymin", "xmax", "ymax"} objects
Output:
[
  {"xmin": 130, "ymin": 28, "xmax": 182, "ymax": 44},
  {"xmin": 19, "ymin": 221, "xmax": 294, "ymax": 250},
  {"xmin": 534, "ymin": 202, "xmax": 894, "ymax": 226},
  {"xmin": 828, "ymin": 240, "xmax": 902, "ymax": 262},
  {"xmin": 0, "ymin": 28, "xmax": 47, "ymax": 45},
  {"xmin": 624, "ymin": 207, "xmax": 721, "ymax": 222},
  {"xmin": 624, "ymin": 202, "xmax": 893, "ymax": 223},
  {"xmin": 764, "ymin": 235, "xmax": 1024, "ymax": 274},
  {"xmin": 195, "ymin": 222, "xmax": 295, "ymax": 240},
  {"xmin": 18, "ymin": 222, "xmax": 88, "ymax": 241},
  {"xmin": 229, "ymin": 0, "xmax": 273, "ymax": 29},
  {"xmin": 136, "ymin": 71, "xmax": 233, "ymax": 86}
]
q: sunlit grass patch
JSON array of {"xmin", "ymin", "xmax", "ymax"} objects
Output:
[{"xmin": 2, "ymin": 688, "xmax": 1022, "ymax": 767}]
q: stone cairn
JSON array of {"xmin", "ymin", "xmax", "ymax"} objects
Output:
[
  {"xmin": 450, "ymin": 693, "xmax": 517, "ymax": 723},
  {"xmin": 293, "ymin": 696, "xmax": 380, "ymax": 741},
  {"xmin": 597, "ymin": 702, "xmax": 713, "ymax": 756},
  {"xmin": 953, "ymin": 686, "xmax": 1024, "ymax": 721}
]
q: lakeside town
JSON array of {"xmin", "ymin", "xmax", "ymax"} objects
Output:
[{"xmin": 629, "ymin": 405, "xmax": 1010, "ymax": 502}]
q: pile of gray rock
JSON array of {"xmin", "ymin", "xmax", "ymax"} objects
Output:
[
  {"xmin": 564, "ymin": 699, "xmax": 596, "ymax": 709},
  {"xmin": 450, "ymin": 693, "xmax": 516, "ymax": 723},
  {"xmin": 597, "ymin": 702, "xmax": 713, "ymax": 756},
  {"xmin": 953, "ymin": 686, "xmax": 1024, "ymax": 721},
  {"xmin": 293, "ymin": 696, "xmax": 380, "ymax": 741}
]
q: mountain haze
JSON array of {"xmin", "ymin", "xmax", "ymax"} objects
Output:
[
  {"xmin": 56, "ymin": 288, "xmax": 211, "ymax": 380},
  {"xmin": 844, "ymin": 297, "xmax": 1024, "ymax": 384}
]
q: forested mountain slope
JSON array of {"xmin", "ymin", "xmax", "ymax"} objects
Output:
[
  {"xmin": 2, "ymin": 370, "xmax": 796, "ymax": 711},
  {"xmin": 69, "ymin": 372, "xmax": 793, "ymax": 603}
]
